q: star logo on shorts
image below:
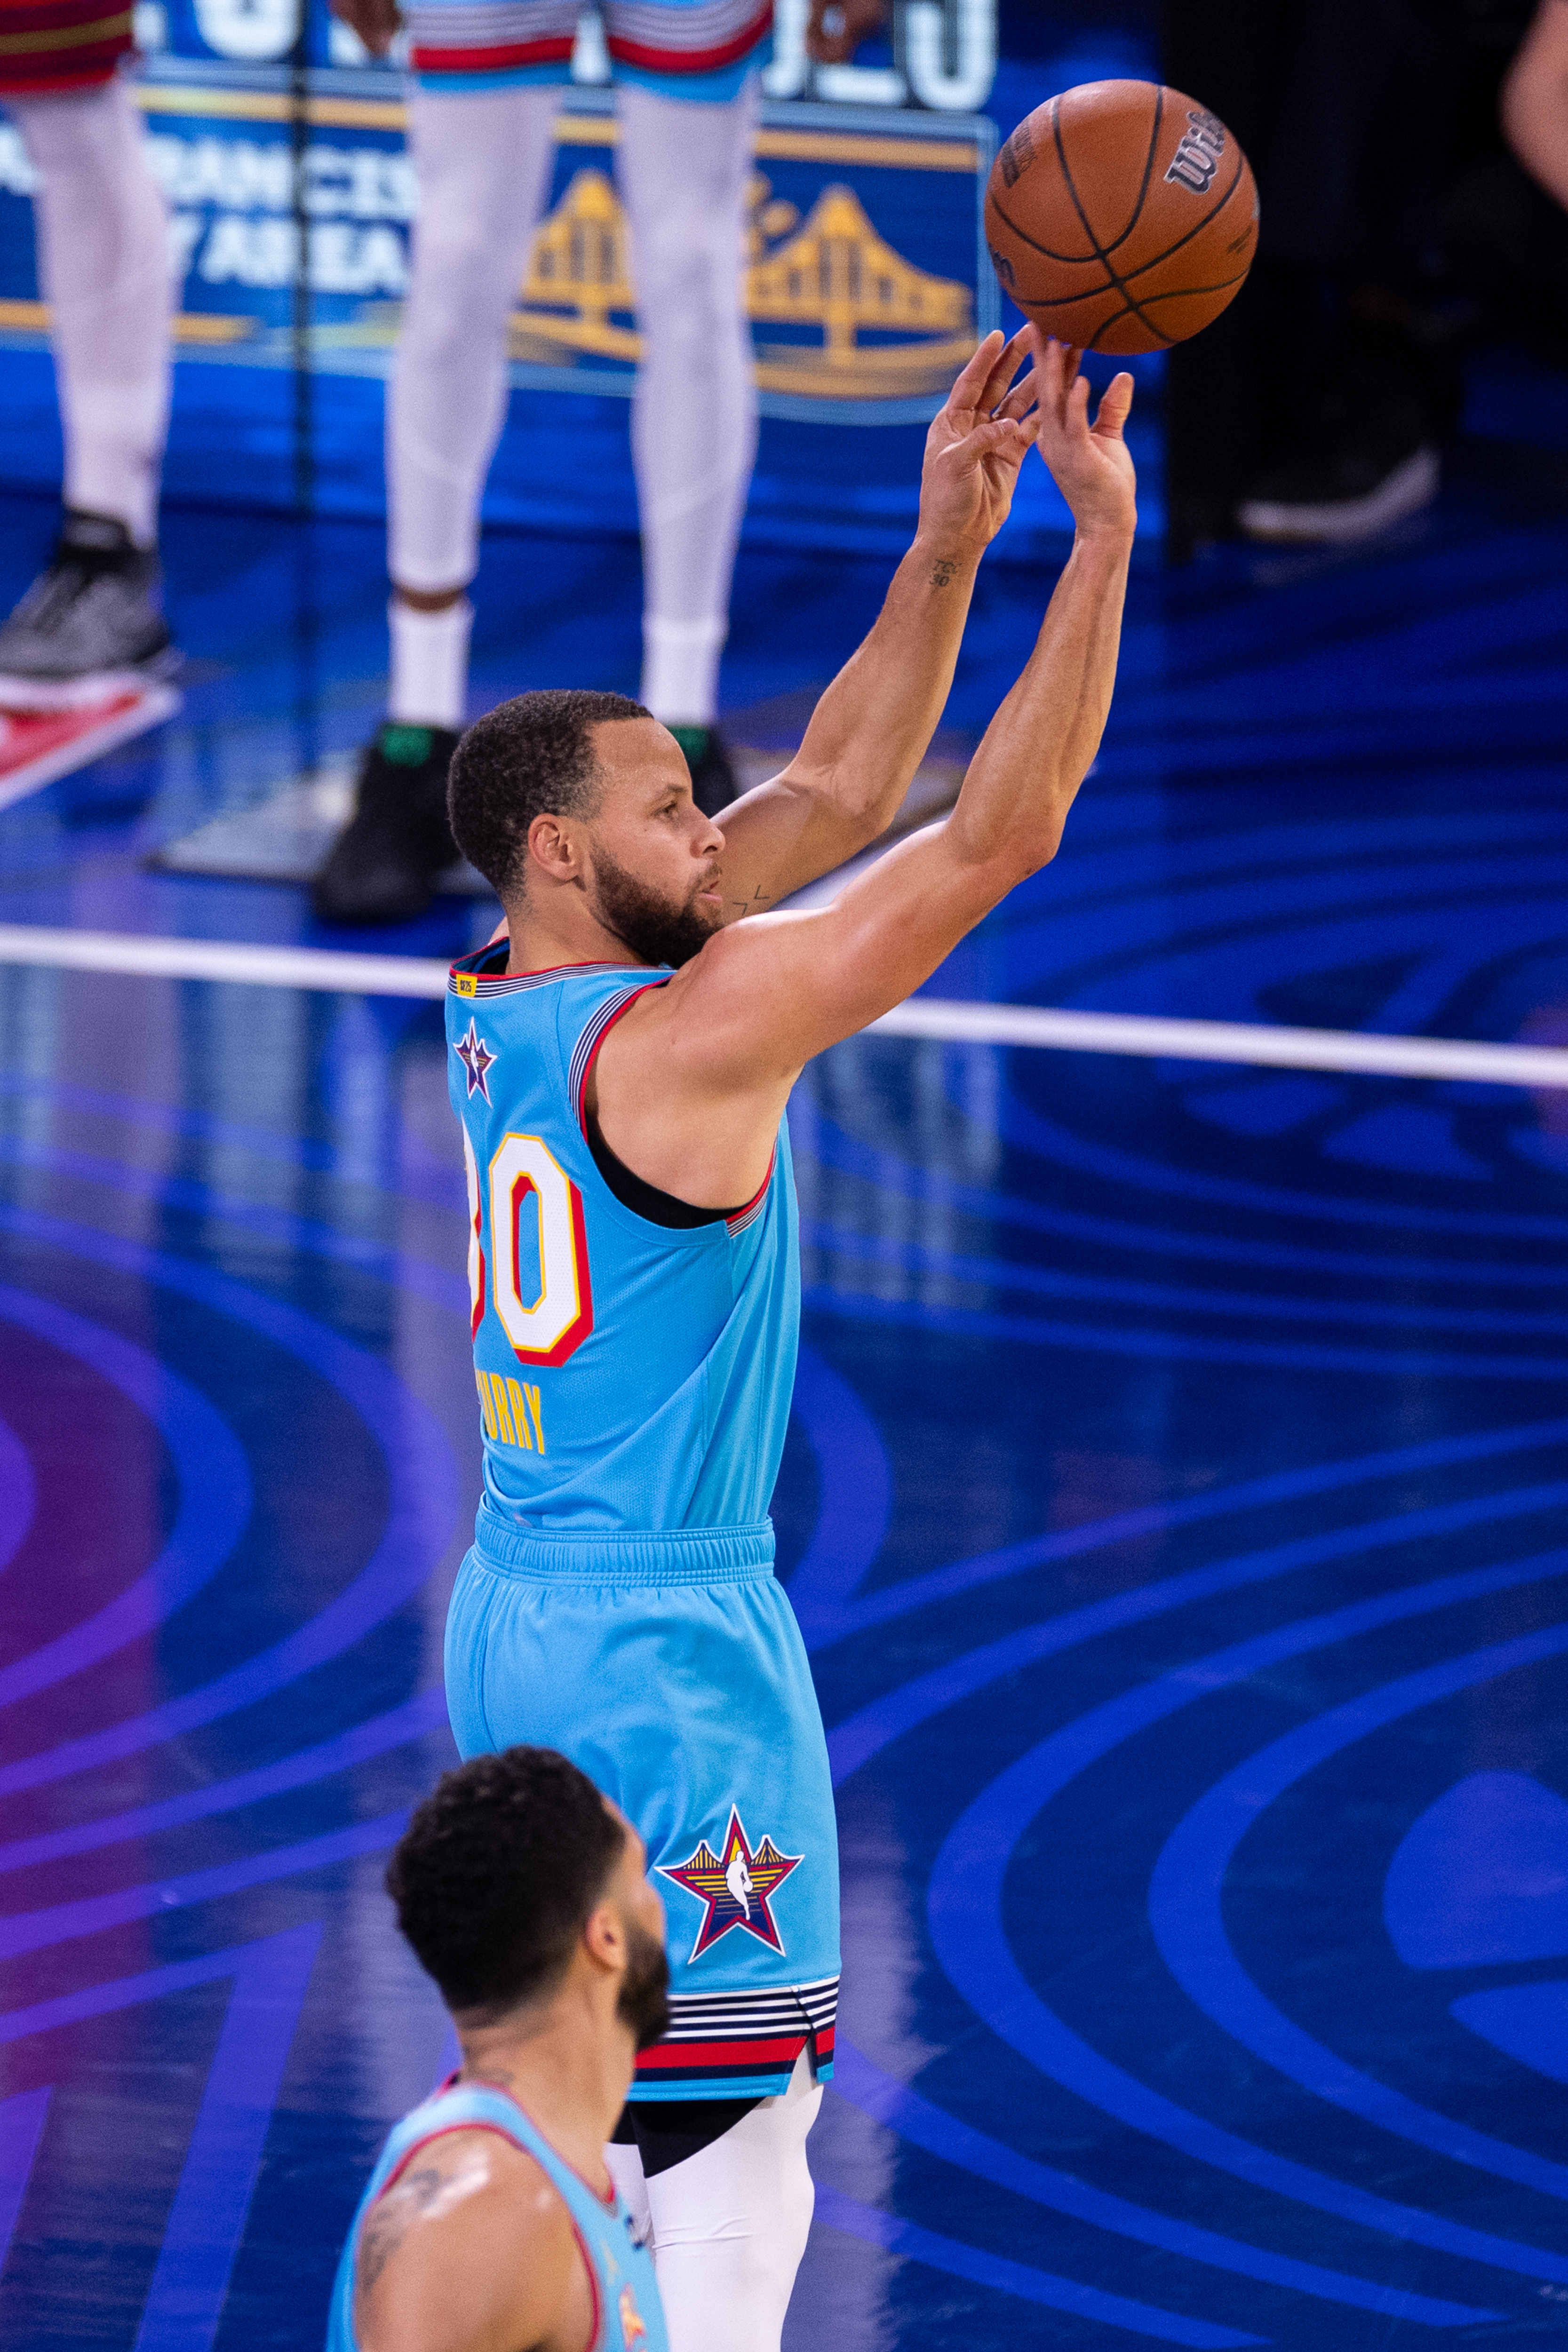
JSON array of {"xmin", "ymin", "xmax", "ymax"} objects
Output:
[
  {"xmin": 454, "ymin": 1017, "xmax": 496, "ymax": 1101},
  {"xmin": 658, "ymin": 1808, "xmax": 802, "ymax": 1961}
]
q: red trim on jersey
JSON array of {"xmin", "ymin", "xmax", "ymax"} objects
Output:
[
  {"xmin": 605, "ymin": 0, "xmax": 771, "ymax": 72},
  {"xmin": 376, "ymin": 2119, "xmax": 521, "ymax": 2201},
  {"xmin": 412, "ymin": 32, "xmax": 573, "ymax": 68},
  {"xmin": 566, "ymin": 2217, "xmax": 605, "ymax": 2352},
  {"xmin": 574, "ymin": 981, "xmax": 665, "ymax": 1136},
  {"xmin": 723, "ymin": 1147, "xmax": 775, "ymax": 1233},
  {"xmin": 368, "ymin": 2123, "xmax": 608, "ymax": 2352}
]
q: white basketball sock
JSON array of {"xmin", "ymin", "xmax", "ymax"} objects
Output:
[
  {"xmin": 12, "ymin": 75, "xmax": 172, "ymax": 548},
  {"xmin": 387, "ymin": 596, "xmax": 473, "ymax": 730},
  {"xmin": 607, "ymin": 2051, "xmax": 820, "ymax": 2352},
  {"xmin": 388, "ymin": 84, "xmax": 558, "ymax": 598},
  {"xmin": 618, "ymin": 80, "xmax": 760, "ymax": 725}
]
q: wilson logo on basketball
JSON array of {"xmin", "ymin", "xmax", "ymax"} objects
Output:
[{"xmin": 1164, "ymin": 108, "xmax": 1227, "ymax": 196}]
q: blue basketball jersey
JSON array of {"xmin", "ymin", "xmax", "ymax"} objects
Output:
[
  {"xmin": 326, "ymin": 2080, "xmax": 666, "ymax": 2352},
  {"xmin": 445, "ymin": 948, "xmax": 800, "ymax": 1539}
]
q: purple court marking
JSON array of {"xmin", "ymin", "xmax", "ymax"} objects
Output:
[
  {"xmin": 926, "ymin": 1548, "xmax": 1568, "ymax": 2280},
  {"xmin": 828, "ymin": 2039, "xmax": 1491, "ymax": 2325},
  {"xmin": 802, "ymin": 1212, "xmax": 1568, "ymax": 1342},
  {"xmin": 812, "ymin": 2185, "xmax": 1266, "ymax": 2347},
  {"xmin": 0, "ymin": 1409, "xmax": 35, "ymax": 1581},
  {"xmin": 0, "ymin": 1690, "xmax": 449, "ymax": 1876},
  {"xmin": 0, "ymin": 2089, "xmax": 50, "ymax": 2281},
  {"xmin": 807, "ymin": 1414, "xmax": 1568, "ymax": 1650},
  {"xmin": 0, "ymin": 1204, "xmax": 460, "ymax": 1801},
  {"xmin": 1149, "ymin": 1623, "xmax": 1568, "ymax": 2197},
  {"xmin": 135, "ymin": 1926, "xmax": 321, "ymax": 2352},
  {"xmin": 0, "ymin": 1283, "xmax": 251, "ymax": 1709},
  {"xmin": 0, "ymin": 1075, "xmax": 465, "ymax": 1213},
  {"xmin": 783, "ymin": 1343, "xmax": 892, "ymax": 1638},
  {"xmin": 791, "ymin": 1097, "xmax": 1568, "ymax": 1294},
  {"xmin": 0, "ymin": 1929, "xmax": 319, "ymax": 2352},
  {"xmin": 826, "ymin": 1482, "xmax": 1568, "ymax": 1784},
  {"xmin": 0, "ymin": 1814, "xmax": 407, "ymax": 1961},
  {"xmin": 0, "ymin": 1136, "xmax": 468, "ymax": 1318},
  {"xmin": 992, "ymin": 1075, "xmax": 1568, "ymax": 1245},
  {"xmin": 803, "ymin": 1279, "xmax": 1568, "ymax": 1385}
]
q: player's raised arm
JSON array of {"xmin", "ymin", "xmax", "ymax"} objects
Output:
[
  {"xmin": 700, "ymin": 330, "xmax": 1041, "ymax": 922},
  {"xmin": 594, "ymin": 336, "xmax": 1135, "ymax": 1207}
]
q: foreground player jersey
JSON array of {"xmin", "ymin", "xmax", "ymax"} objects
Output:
[
  {"xmin": 326, "ymin": 2079, "xmax": 666, "ymax": 2352},
  {"xmin": 446, "ymin": 946, "xmax": 799, "ymax": 1536}
]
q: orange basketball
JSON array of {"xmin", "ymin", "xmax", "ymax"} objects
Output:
[{"xmin": 985, "ymin": 81, "xmax": 1259, "ymax": 356}]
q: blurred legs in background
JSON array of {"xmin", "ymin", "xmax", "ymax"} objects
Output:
[
  {"xmin": 1163, "ymin": 0, "xmax": 1466, "ymax": 555},
  {"xmin": 621, "ymin": 79, "xmax": 759, "ymax": 809},
  {"xmin": 315, "ymin": 71, "xmax": 759, "ymax": 923},
  {"xmin": 0, "ymin": 73, "xmax": 173, "ymax": 687}
]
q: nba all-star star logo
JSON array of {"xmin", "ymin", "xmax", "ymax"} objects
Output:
[
  {"xmin": 658, "ymin": 1808, "xmax": 802, "ymax": 1960},
  {"xmin": 454, "ymin": 1017, "xmax": 496, "ymax": 1101}
]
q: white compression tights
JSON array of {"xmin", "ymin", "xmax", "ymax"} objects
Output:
[
  {"xmin": 389, "ymin": 79, "xmax": 759, "ymax": 723},
  {"xmin": 10, "ymin": 74, "xmax": 171, "ymax": 547},
  {"xmin": 604, "ymin": 2053, "xmax": 821, "ymax": 2352}
]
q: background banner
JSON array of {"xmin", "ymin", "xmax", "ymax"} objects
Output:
[{"xmin": 0, "ymin": 0, "xmax": 1164, "ymax": 551}]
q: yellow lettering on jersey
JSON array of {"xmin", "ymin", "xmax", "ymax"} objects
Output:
[
  {"xmin": 523, "ymin": 1383, "xmax": 545, "ymax": 1454},
  {"xmin": 453, "ymin": 973, "xmax": 478, "ymax": 997},
  {"xmin": 504, "ymin": 1377, "xmax": 534, "ymax": 1451},
  {"xmin": 488, "ymin": 1372, "xmax": 519, "ymax": 1446},
  {"xmin": 474, "ymin": 1367, "xmax": 498, "ymax": 1441}
]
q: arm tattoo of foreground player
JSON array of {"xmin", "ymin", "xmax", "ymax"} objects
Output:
[
  {"xmin": 931, "ymin": 557, "xmax": 958, "ymax": 588},
  {"xmin": 358, "ymin": 2163, "xmax": 446, "ymax": 2289}
]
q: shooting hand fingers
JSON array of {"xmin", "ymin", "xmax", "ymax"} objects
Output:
[
  {"xmin": 980, "ymin": 326, "xmax": 1032, "ymax": 413},
  {"xmin": 947, "ymin": 331, "xmax": 1006, "ymax": 416}
]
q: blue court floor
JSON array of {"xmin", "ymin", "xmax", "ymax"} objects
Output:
[{"xmin": 2, "ymin": 377, "xmax": 1568, "ymax": 2352}]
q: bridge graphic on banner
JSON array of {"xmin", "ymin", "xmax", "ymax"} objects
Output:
[{"xmin": 511, "ymin": 169, "xmax": 976, "ymax": 400}]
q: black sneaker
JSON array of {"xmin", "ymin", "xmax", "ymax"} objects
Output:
[
  {"xmin": 670, "ymin": 725, "xmax": 740, "ymax": 819},
  {"xmin": 312, "ymin": 722, "xmax": 461, "ymax": 926},
  {"xmin": 0, "ymin": 509, "xmax": 173, "ymax": 691}
]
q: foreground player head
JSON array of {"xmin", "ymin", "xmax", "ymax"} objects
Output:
[
  {"xmin": 347, "ymin": 1747, "xmax": 669, "ymax": 2352},
  {"xmin": 448, "ymin": 688, "xmax": 726, "ymax": 970}
]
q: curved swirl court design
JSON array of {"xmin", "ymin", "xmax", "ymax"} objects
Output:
[{"xmin": 2, "ymin": 485, "xmax": 1568, "ymax": 2352}]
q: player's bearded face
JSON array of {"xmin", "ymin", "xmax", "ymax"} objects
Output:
[
  {"xmin": 618, "ymin": 1917, "xmax": 671, "ymax": 2050},
  {"xmin": 589, "ymin": 839, "xmax": 722, "ymax": 970}
]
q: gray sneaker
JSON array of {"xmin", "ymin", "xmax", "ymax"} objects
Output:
[{"xmin": 0, "ymin": 510, "xmax": 174, "ymax": 696}]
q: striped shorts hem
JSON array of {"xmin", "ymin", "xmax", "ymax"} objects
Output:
[{"xmin": 631, "ymin": 1975, "xmax": 838, "ymax": 2101}]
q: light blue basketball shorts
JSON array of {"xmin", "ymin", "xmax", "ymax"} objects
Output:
[{"xmin": 443, "ymin": 1504, "xmax": 841, "ymax": 2100}]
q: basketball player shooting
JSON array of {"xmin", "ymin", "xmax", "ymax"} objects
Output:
[{"xmin": 439, "ymin": 328, "xmax": 1136, "ymax": 2352}]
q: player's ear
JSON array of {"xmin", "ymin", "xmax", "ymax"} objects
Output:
[
  {"xmin": 527, "ymin": 810, "xmax": 581, "ymax": 881},
  {"xmin": 582, "ymin": 1897, "xmax": 627, "ymax": 1973}
]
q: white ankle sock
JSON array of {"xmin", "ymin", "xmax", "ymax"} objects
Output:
[{"xmin": 388, "ymin": 596, "xmax": 473, "ymax": 730}]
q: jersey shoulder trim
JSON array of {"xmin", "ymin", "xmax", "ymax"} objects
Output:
[{"xmin": 448, "ymin": 949, "xmax": 633, "ymax": 1001}]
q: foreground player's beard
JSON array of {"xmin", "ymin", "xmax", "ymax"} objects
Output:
[
  {"xmin": 590, "ymin": 842, "xmax": 719, "ymax": 970},
  {"xmin": 619, "ymin": 1921, "xmax": 672, "ymax": 2051}
]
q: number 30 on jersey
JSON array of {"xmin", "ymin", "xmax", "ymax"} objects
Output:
[{"xmin": 463, "ymin": 1130, "xmax": 594, "ymax": 1366}]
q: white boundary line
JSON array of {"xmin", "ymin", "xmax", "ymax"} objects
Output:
[{"xmin": 1, "ymin": 923, "xmax": 1566, "ymax": 1090}]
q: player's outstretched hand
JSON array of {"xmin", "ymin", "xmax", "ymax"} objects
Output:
[
  {"xmin": 1028, "ymin": 331, "xmax": 1137, "ymax": 542},
  {"xmin": 917, "ymin": 329, "xmax": 1042, "ymax": 552},
  {"xmin": 329, "ymin": 0, "xmax": 401, "ymax": 55}
]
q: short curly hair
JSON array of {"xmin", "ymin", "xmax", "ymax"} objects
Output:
[
  {"xmin": 386, "ymin": 1747, "xmax": 625, "ymax": 2019},
  {"xmin": 447, "ymin": 689, "xmax": 652, "ymax": 900}
]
